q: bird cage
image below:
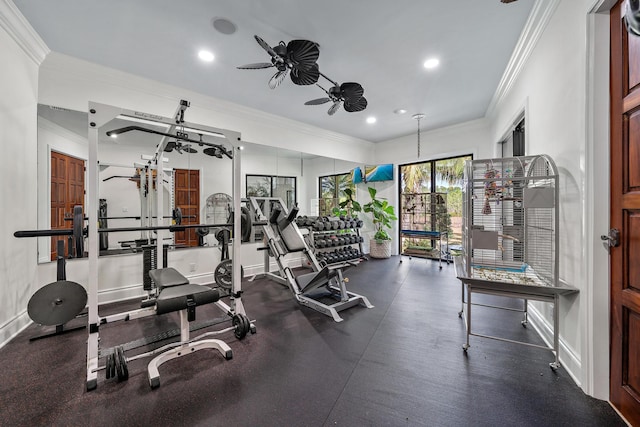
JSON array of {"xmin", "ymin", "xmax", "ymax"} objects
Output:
[
  {"xmin": 460, "ymin": 154, "xmax": 558, "ymax": 287},
  {"xmin": 205, "ymin": 193, "xmax": 232, "ymax": 224}
]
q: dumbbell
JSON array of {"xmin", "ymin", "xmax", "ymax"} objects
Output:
[
  {"xmin": 337, "ymin": 237, "xmax": 346, "ymax": 246},
  {"xmin": 315, "ymin": 238, "xmax": 325, "ymax": 248},
  {"xmin": 313, "ymin": 220, "xmax": 325, "ymax": 231}
]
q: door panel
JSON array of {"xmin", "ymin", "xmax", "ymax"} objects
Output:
[
  {"xmin": 628, "ymin": 110, "xmax": 640, "ymax": 188},
  {"xmin": 611, "ymin": 1, "xmax": 640, "ymax": 423},
  {"xmin": 629, "ymin": 31, "xmax": 640, "ymax": 90},
  {"xmin": 50, "ymin": 151, "xmax": 85, "ymax": 260},
  {"xmin": 174, "ymin": 169, "xmax": 199, "ymax": 247}
]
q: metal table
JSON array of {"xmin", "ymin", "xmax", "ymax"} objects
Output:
[{"xmin": 453, "ymin": 256, "xmax": 578, "ymax": 369}]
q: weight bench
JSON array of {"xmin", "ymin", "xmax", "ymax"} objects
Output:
[{"xmin": 147, "ymin": 267, "xmax": 232, "ymax": 389}]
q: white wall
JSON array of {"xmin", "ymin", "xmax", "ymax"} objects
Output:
[
  {"xmin": 372, "ymin": 118, "xmax": 493, "ymax": 254},
  {"xmin": 0, "ymin": 0, "xmax": 47, "ymax": 347},
  {"xmin": 486, "ymin": 0, "xmax": 609, "ymax": 399}
]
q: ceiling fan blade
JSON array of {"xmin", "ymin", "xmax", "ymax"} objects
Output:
[
  {"xmin": 343, "ymin": 96, "xmax": 368, "ymax": 112},
  {"xmin": 268, "ymin": 69, "xmax": 289, "ymax": 89},
  {"xmin": 182, "ymin": 145, "xmax": 197, "ymax": 154},
  {"xmin": 327, "ymin": 101, "xmax": 341, "ymax": 116},
  {"xmin": 340, "ymin": 82, "xmax": 364, "ymax": 102},
  {"xmin": 287, "ymin": 39, "xmax": 320, "ymax": 69},
  {"xmin": 237, "ymin": 62, "xmax": 273, "ymax": 70},
  {"xmin": 290, "ymin": 63, "xmax": 319, "ymax": 86},
  {"xmin": 163, "ymin": 141, "xmax": 176, "ymax": 152},
  {"xmin": 254, "ymin": 35, "xmax": 279, "ymax": 58},
  {"xmin": 305, "ymin": 97, "xmax": 331, "ymax": 105}
]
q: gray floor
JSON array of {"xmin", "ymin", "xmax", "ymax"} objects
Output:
[{"xmin": 0, "ymin": 256, "xmax": 624, "ymax": 426}]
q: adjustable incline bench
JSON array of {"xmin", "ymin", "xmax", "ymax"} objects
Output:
[
  {"xmin": 146, "ymin": 267, "xmax": 232, "ymax": 388},
  {"xmin": 250, "ymin": 197, "xmax": 373, "ymax": 322}
]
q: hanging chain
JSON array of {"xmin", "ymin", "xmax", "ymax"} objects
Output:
[
  {"xmin": 417, "ymin": 117, "xmax": 421, "ymax": 158},
  {"xmin": 412, "ymin": 113, "xmax": 425, "ymax": 159}
]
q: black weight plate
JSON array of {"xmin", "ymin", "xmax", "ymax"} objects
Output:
[
  {"xmin": 117, "ymin": 347, "xmax": 129, "ymax": 381},
  {"xmin": 27, "ymin": 280, "xmax": 87, "ymax": 326},
  {"xmin": 106, "ymin": 353, "xmax": 114, "ymax": 380},
  {"xmin": 214, "ymin": 259, "xmax": 233, "ymax": 289},
  {"xmin": 232, "ymin": 314, "xmax": 247, "ymax": 340},
  {"xmin": 241, "ymin": 206, "xmax": 252, "ymax": 242},
  {"xmin": 73, "ymin": 205, "xmax": 84, "ymax": 258},
  {"xmin": 172, "ymin": 207, "xmax": 183, "ymax": 225}
]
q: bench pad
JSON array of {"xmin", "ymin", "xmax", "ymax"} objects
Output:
[
  {"xmin": 156, "ymin": 283, "xmax": 220, "ymax": 315},
  {"xmin": 149, "ymin": 267, "xmax": 189, "ymax": 290}
]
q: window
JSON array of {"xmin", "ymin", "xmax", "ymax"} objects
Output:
[
  {"xmin": 246, "ymin": 174, "xmax": 297, "ymax": 209},
  {"xmin": 399, "ymin": 154, "xmax": 472, "ymax": 254},
  {"xmin": 318, "ymin": 172, "xmax": 354, "ymax": 216}
]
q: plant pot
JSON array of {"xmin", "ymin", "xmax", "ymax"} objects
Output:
[{"xmin": 369, "ymin": 239, "xmax": 392, "ymax": 259}]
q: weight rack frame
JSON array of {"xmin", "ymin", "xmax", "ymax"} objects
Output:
[{"xmin": 85, "ymin": 101, "xmax": 247, "ymax": 390}]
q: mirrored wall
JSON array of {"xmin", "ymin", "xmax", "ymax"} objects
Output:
[{"xmin": 36, "ymin": 104, "xmax": 362, "ymax": 263}]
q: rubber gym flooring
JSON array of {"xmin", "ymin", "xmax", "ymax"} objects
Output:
[{"xmin": 0, "ymin": 256, "xmax": 625, "ymax": 426}]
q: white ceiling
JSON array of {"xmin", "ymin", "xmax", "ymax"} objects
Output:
[{"xmin": 17, "ymin": 0, "xmax": 535, "ymax": 143}]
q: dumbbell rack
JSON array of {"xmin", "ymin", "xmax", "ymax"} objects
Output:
[
  {"xmin": 310, "ymin": 229, "xmax": 366, "ymax": 265},
  {"xmin": 295, "ymin": 215, "xmax": 366, "ymax": 265}
]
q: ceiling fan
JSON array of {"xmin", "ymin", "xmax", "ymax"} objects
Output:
[
  {"xmin": 163, "ymin": 141, "xmax": 197, "ymax": 154},
  {"xmin": 304, "ymin": 75, "xmax": 367, "ymax": 116},
  {"xmin": 237, "ymin": 35, "xmax": 320, "ymax": 89}
]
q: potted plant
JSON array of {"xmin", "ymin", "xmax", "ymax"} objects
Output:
[
  {"xmin": 331, "ymin": 188, "xmax": 361, "ymax": 218},
  {"xmin": 362, "ymin": 187, "xmax": 397, "ymax": 258}
]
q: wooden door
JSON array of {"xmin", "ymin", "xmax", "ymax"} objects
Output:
[
  {"xmin": 174, "ymin": 169, "xmax": 199, "ymax": 247},
  {"xmin": 610, "ymin": 1, "xmax": 640, "ymax": 423},
  {"xmin": 50, "ymin": 151, "xmax": 85, "ymax": 260}
]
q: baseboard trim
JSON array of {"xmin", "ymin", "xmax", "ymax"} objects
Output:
[
  {"xmin": 528, "ymin": 304, "xmax": 582, "ymax": 387},
  {"xmin": 2, "ymin": 257, "xmax": 306, "ymax": 348},
  {"xmin": 0, "ymin": 309, "xmax": 32, "ymax": 350},
  {"xmin": 242, "ymin": 256, "xmax": 306, "ymax": 278}
]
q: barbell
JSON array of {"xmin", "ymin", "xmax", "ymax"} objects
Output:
[{"xmin": 15, "ymin": 206, "xmax": 258, "ymax": 257}]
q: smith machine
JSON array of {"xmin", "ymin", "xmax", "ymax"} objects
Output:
[{"xmin": 15, "ymin": 100, "xmax": 254, "ymax": 390}]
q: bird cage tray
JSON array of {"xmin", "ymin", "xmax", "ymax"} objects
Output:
[{"xmin": 454, "ymin": 257, "xmax": 576, "ymax": 297}]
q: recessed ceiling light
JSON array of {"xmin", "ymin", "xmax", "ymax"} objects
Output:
[
  {"xmin": 212, "ymin": 17, "xmax": 237, "ymax": 35},
  {"xmin": 198, "ymin": 50, "xmax": 215, "ymax": 62},
  {"xmin": 366, "ymin": 117, "xmax": 377, "ymax": 124},
  {"xmin": 423, "ymin": 58, "xmax": 440, "ymax": 69},
  {"xmin": 394, "ymin": 109, "xmax": 407, "ymax": 115}
]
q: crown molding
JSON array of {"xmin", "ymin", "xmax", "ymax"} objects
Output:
[
  {"xmin": 0, "ymin": 0, "xmax": 49, "ymax": 65},
  {"xmin": 38, "ymin": 115, "xmax": 87, "ymax": 146},
  {"xmin": 485, "ymin": 0, "xmax": 561, "ymax": 118}
]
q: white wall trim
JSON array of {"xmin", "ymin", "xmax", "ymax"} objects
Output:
[
  {"xmin": 39, "ymin": 116, "xmax": 88, "ymax": 147},
  {"xmin": 528, "ymin": 303, "xmax": 582, "ymax": 387},
  {"xmin": 581, "ymin": 0, "xmax": 613, "ymax": 401},
  {"xmin": 0, "ymin": 310, "xmax": 32, "ymax": 350},
  {"xmin": 0, "ymin": 0, "xmax": 49, "ymax": 65},
  {"xmin": 485, "ymin": 0, "xmax": 561, "ymax": 117},
  {"xmin": 242, "ymin": 255, "xmax": 305, "ymax": 278}
]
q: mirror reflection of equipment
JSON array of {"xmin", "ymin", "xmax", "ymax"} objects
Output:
[{"xmin": 15, "ymin": 100, "xmax": 254, "ymax": 390}]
